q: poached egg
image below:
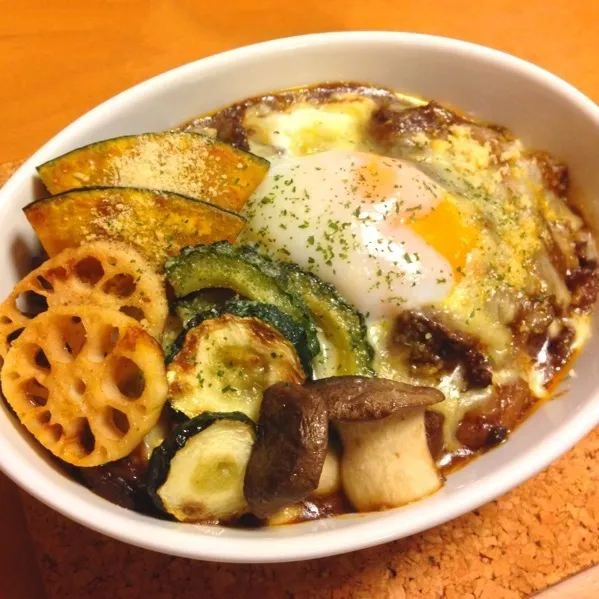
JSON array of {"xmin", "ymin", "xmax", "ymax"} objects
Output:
[{"xmin": 241, "ymin": 150, "xmax": 478, "ymax": 323}]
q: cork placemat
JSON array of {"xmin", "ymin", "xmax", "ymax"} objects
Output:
[{"xmin": 2, "ymin": 160, "xmax": 599, "ymax": 598}]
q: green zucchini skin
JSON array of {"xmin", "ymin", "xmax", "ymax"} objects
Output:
[
  {"xmin": 175, "ymin": 289, "xmax": 239, "ymax": 326},
  {"xmin": 167, "ymin": 300, "xmax": 313, "ymax": 377},
  {"xmin": 165, "ymin": 242, "xmax": 320, "ymax": 357},
  {"xmin": 281, "ymin": 263, "xmax": 375, "ymax": 377},
  {"xmin": 146, "ymin": 411, "xmax": 255, "ymax": 515}
]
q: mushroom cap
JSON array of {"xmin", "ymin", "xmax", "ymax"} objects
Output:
[
  {"xmin": 244, "ymin": 382, "xmax": 328, "ymax": 519},
  {"xmin": 307, "ymin": 376, "xmax": 444, "ymax": 421}
]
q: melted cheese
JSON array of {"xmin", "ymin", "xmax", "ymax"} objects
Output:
[{"xmin": 239, "ymin": 89, "xmax": 594, "ymax": 455}]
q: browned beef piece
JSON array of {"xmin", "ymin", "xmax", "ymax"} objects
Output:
[
  {"xmin": 369, "ymin": 100, "xmax": 512, "ymax": 153},
  {"xmin": 456, "ymin": 379, "xmax": 533, "ymax": 451},
  {"xmin": 511, "ymin": 296, "xmax": 558, "ymax": 356},
  {"xmin": 568, "ymin": 262, "xmax": 599, "ymax": 311},
  {"xmin": 369, "ymin": 101, "xmax": 464, "ymax": 149},
  {"xmin": 512, "ymin": 295, "xmax": 577, "ymax": 388},
  {"xmin": 393, "ymin": 311, "xmax": 492, "ymax": 388},
  {"xmin": 182, "ymin": 105, "xmax": 250, "ymax": 151},
  {"xmin": 543, "ymin": 325, "xmax": 577, "ymax": 385}
]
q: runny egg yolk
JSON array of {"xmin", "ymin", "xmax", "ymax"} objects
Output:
[
  {"xmin": 356, "ymin": 156, "xmax": 479, "ymax": 282},
  {"xmin": 400, "ymin": 200, "xmax": 478, "ymax": 282}
]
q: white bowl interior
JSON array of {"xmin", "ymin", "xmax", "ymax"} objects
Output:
[{"xmin": 1, "ymin": 32, "xmax": 599, "ymax": 562}]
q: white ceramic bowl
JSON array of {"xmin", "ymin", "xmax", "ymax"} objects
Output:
[{"xmin": 1, "ymin": 32, "xmax": 599, "ymax": 563}]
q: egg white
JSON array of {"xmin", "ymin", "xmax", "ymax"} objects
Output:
[{"xmin": 241, "ymin": 150, "xmax": 453, "ymax": 322}]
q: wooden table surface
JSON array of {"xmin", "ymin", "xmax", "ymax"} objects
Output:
[{"xmin": 1, "ymin": 1, "xmax": 599, "ymax": 597}]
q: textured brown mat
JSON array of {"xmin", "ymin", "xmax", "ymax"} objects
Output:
[{"xmin": 2, "ymin": 160, "xmax": 599, "ymax": 598}]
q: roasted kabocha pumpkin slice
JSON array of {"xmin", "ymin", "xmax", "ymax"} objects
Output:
[
  {"xmin": 23, "ymin": 187, "xmax": 246, "ymax": 266},
  {"xmin": 36, "ymin": 131, "xmax": 269, "ymax": 212}
]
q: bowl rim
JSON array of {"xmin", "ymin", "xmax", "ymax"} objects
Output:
[{"xmin": 2, "ymin": 30, "xmax": 599, "ymax": 563}]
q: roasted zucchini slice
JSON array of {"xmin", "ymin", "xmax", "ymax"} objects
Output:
[
  {"xmin": 165, "ymin": 242, "xmax": 320, "ymax": 356},
  {"xmin": 167, "ymin": 312, "xmax": 306, "ymax": 420},
  {"xmin": 281, "ymin": 264, "xmax": 374, "ymax": 377},
  {"xmin": 23, "ymin": 187, "xmax": 245, "ymax": 266},
  {"xmin": 174, "ymin": 289, "xmax": 239, "ymax": 326},
  {"xmin": 170, "ymin": 300, "xmax": 313, "ymax": 376},
  {"xmin": 36, "ymin": 132, "xmax": 270, "ymax": 213},
  {"xmin": 147, "ymin": 412, "xmax": 256, "ymax": 522}
]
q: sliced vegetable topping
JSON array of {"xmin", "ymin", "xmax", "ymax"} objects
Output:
[
  {"xmin": 1, "ymin": 305, "xmax": 168, "ymax": 467},
  {"xmin": 36, "ymin": 132, "xmax": 270, "ymax": 213},
  {"xmin": 165, "ymin": 242, "xmax": 320, "ymax": 356},
  {"xmin": 0, "ymin": 241, "xmax": 167, "ymax": 358},
  {"xmin": 147, "ymin": 412, "xmax": 256, "ymax": 522},
  {"xmin": 281, "ymin": 263, "xmax": 375, "ymax": 377},
  {"xmin": 167, "ymin": 312, "xmax": 306, "ymax": 421},
  {"xmin": 23, "ymin": 187, "xmax": 246, "ymax": 266},
  {"xmin": 171, "ymin": 300, "xmax": 313, "ymax": 376},
  {"xmin": 244, "ymin": 382, "xmax": 328, "ymax": 518},
  {"xmin": 175, "ymin": 289, "xmax": 239, "ymax": 326}
]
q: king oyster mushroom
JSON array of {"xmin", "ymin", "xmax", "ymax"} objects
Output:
[
  {"xmin": 308, "ymin": 376, "xmax": 445, "ymax": 512},
  {"xmin": 243, "ymin": 382, "xmax": 328, "ymax": 519}
]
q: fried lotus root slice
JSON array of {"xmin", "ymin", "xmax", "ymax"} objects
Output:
[
  {"xmin": 1, "ymin": 305, "xmax": 168, "ymax": 466},
  {"xmin": 0, "ymin": 241, "xmax": 167, "ymax": 358}
]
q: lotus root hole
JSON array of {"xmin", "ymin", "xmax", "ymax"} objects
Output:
[
  {"xmin": 36, "ymin": 275, "xmax": 54, "ymax": 292},
  {"xmin": 23, "ymin": 378, "xmax": 49, "ymax": 407},
  {"xmin": 15, "ymin": 291, "xmax": 48, "ymax": 317},
  {"xmin": 114, "ymin": 357, "xmax": 145, "ymax": 399},
  {"xmin": 34, "ymin": 347, "xmax": 51, "ymax": 371},
  {"xmin": 108, "ymin": 408, "xmax": 130, "ymax": 436},
  {"xmin": 72, "ymin": 378, "xmax": 86, "ymax": 398},
  {"xmin": 37, "ymin": 410, "xmax": 51, "ymax": 425},
  {"xmin": 45, "ymin": 266, "xmax": 67, "ymax": 281},
  {"xmin": 80, "ymin": 419, "xmax": 96, "ymax": 455},
  {"xmin": 61, "ymin": 316, "xmax": 87, "ymax": 358},
  {"xmin": 48, "ymin": 423, "xmax": 63, "ymax": 443},
  {"xmin": 102, "ymin": 273, "xmax": 136, "ymax": 298},
  {"xmin": 119, "ymin": 306, "xmax": 145, "ymax": 322},
  {"xmin": 6, "ymin": 328, "xmax": 24, "ymax": 348},
  {"xmin": 75, "ymin": 257, "xmax": 105, "ymax": 285}
]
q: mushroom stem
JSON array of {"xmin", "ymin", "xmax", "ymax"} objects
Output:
[{"xmin": 337, "ymin": 409, "xmax": 442, "ymax": 512}]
